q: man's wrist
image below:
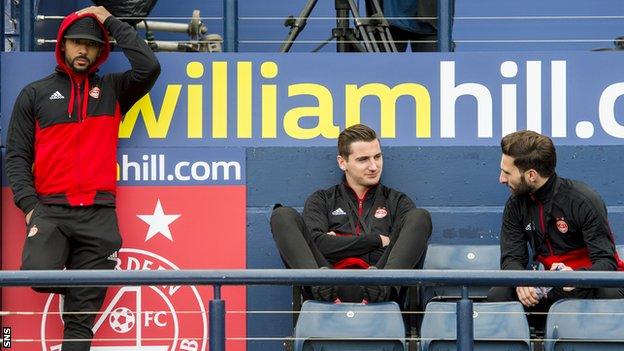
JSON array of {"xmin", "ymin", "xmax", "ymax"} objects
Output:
[
  {"xmin": 103, "ymin": 15, "xmax": 117, "ymax": 29},
  {"xmin": 17, "ymin": 195, "xmax": 39, "ymax": 215}
]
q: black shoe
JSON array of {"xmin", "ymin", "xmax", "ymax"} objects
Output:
[
  {"xmin": 361, "ymin": 285, "xmax": 391, "ymax": 303},
  {"xmin": 310, "ymin": 285, "xmax": 338, "ymax": 302}
]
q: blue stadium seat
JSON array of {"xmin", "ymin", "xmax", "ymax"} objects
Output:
[
  {"xmin": 616, "ymin": 245, "xmax": 624, "ymax": 260},
  {"xmin": 294, "ymin": 300, "xmax": 406, "ymax": 351},
  {"xmin": 421, "ymin": 244, "xmax": 500, "ymax": 305},
  {"xmin": 544, "ymin": 299, "xmax": 624, "ymax": 351},
  {"xmin": 420, "ymin": 301, "xmax": 531, "ymax": 351}
]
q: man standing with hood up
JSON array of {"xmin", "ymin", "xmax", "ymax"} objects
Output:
[{"xmin": 5, "ymin": 6, "xmax": 160, "ymax": 350}]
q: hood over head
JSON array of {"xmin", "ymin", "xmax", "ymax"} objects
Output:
[
  {"xmin": 55, "ymin": 12, "xmax": 111, "ymax": 119},
  {"xmin": 55, "ymin": 12, "xmax": 110, "ymax": 75}
]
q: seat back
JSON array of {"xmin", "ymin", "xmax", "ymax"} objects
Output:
[
  {"xmin": 420, "ymin": 301, "xmax": 531, "ymax": 351},
  {"xmin": 616, "ymin": 245, "xmax": 624, "ymax": 260},
  {"xmin": 544, "ymin": 299, "xmax": 624, "ymax": 351},
  {"xmin": 294, "ymin": 300, "xmax": 406, "ymax": 351},
  {"xmin": 421, "ymin": 244, "xmax": 500, "ymax": 305}
]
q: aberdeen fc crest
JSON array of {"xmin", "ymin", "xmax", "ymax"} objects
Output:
[
  {"xmin": 89, "ymin": 86, "xmax": 100, "ymax": 99},
  {"xmin": 555, "ymin": 217, "xmax": 569, "ymax": 234},
  {"xmin": 374, "ymin": 207, "xmax": 388, "ymax": 219},
  {"xmin": 40, "ymin": 249, "xmax": 208, "ymax": 351}
]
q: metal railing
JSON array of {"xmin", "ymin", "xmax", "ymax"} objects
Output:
[
  {"xmin": 9, "ymin": 0, "xmax": 624, "ymax": 52},
  {"xmin": 1, "ymin": 268, "xmax": 623, "ymax": 351},
  {"xmin": 10, "ymin": 0, "xmax": 455, "ymax": 52}
]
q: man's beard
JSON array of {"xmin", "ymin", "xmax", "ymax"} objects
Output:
[
  {"xmin": 510, "ymin": 175, "xmax": 534, "ymax": 196},
  {"xmin": 68, "ymin": 55, "xmax": 92, "ymax": 73}
]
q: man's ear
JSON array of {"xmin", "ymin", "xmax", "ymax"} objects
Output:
[
  {"xmin": 337, "ymin": 155, "xmax": 347, "ymax": 171},
  {"xmin": 526, "ymin": 169, "xmax": 539, "ymax": 182}
]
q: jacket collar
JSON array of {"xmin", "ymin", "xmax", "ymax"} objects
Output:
[
  {"xmin": 340, "ymin": 177, "xmax": 379, "ymax": 201},
  {"xmin": 529, "ymin": 174, "xmax": 562, "ymax": 217},
  {"xmin": 531, "ymin": 173, "xmax": 558, "ymax": 202}
]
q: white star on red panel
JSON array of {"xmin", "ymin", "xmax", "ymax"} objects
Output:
[{"xmin": 137, "ymin": 199, "xmax": 181, "ymax": 241}]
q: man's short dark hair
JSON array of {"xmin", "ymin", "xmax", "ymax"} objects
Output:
[
  {"xmin": 501, "ymin": 130, "xmax": 556, "ymax": 177},
  {"xmin": 338, "ymin": 124, "xmax": 378, "ymax": 159}
]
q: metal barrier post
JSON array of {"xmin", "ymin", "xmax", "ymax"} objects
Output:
[
  {"xmin": 437, "ymin": 0, "xmax": 452, "ymax": 52},
  {"xmin": 457, "ymin": 286, "xmax": 474, "ymax": 351},
  {"xmin": 19, "ymin": 0, "xmax": 34, "ymax": 51},
  {"xmin": 210, "ymin": 284, "xmax": 226, "ymax": 351},
  {"xmin": 223, "ymin": 0, "xmax": 238, "ymax": 52},
  {"xmin": 1, "ymin": 0, "xmax": 5, "ymax": 52}
]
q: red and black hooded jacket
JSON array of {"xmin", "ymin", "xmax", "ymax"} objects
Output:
[
  {"xmin": 6, "ymin": 12, "xmax": 160, "ymax": 214},
  {"xmin": 500, "ymin": 174, "xmax": 624, "ymax": 272}
]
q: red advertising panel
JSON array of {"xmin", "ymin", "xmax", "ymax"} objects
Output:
[{"xmin": 2, "ymin": 147, "xmax": 246, "ymax": 351}]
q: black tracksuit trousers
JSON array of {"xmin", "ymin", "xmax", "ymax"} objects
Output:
[
  {"xmin": 21, "ymin": 204, "xmax": 122, "ymax": 351},
  {"xmin": 270, "ymin": 206, "xmax": 432, "ymax": 300}
]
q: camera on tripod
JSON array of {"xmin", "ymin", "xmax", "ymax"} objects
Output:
[{"xmin": 280, "ymin": 0, "xmax": 398, "ymax": 53}]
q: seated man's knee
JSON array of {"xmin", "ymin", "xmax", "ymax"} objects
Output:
[
  {"xmin": 270, "ymin": 206, "xmax": 302, "ymax": 235},
  {"xmin": 271, "ymin": 206, "xmax": 299, "ymax": 224},
  {"xmin": 405, "ymin": 208, "xmax": 432, "ymax": 232}
]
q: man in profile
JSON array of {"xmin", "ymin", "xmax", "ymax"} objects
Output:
[
  {"xmin": 489, "ymin": 130, "xmax": 624, "ymax": 316},
  {"xmin": 270, "ymin": 124, "xmax": 432, "ymax": 302}
]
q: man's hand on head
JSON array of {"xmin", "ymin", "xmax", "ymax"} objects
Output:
[{"xmin": 76, "ymin": 6, "xmax": 112, "ymax": 24}]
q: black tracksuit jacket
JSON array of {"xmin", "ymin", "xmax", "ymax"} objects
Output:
[
  {"xmin": 303, "ymin": 182, "xmax": 415, "ymax": 265},
  {"xmin": 500, "ymin": 174, "xmax": 624, "ymax": 271}
]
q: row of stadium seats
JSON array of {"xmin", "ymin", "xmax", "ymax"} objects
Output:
[
  {"xmin": 422, "ymin": 243, "xmax": 624, "ymax": 305},
  {"xmin": 291, "ymin": 244, "xmax": 624, "ymax": 351},
  {"xmin": 295, "ymin": 298, "xmax": 624, "ymax": 351},
  {"xmin": 294, "ymin": 300, "xmax": 624, "ymax": 351}
]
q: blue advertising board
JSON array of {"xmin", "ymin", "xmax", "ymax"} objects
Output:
[{"xmin": 3, "ymin": 52, "xmax": 624, "ymax": 146}]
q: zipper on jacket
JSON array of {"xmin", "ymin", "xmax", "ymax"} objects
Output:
[
  {"xmin": 76, "ymin": 82, "xmax": 83, "ymax": 122},
  {"xmin": 355, "ymin": 198, "xmax": 364, "ymax": 235},
  {"xmin": 76, "ymin": 81, "xmax": 84, "ymax": 204},
  {"xmin": 346, "ymin": 185, "xmax": 371, "ymax": 236},
  {"xmin": 532, "ymin": 195, "xmax": 554, "ymax": 256}
]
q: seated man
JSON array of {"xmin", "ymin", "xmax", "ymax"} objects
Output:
[
  {"xmin": 489, "ymin": 130, "xmax": 624, "ymax": 323},
  {"xmin": 270, "ymin": 124, "xmax": 432, "ymax": 303}
]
